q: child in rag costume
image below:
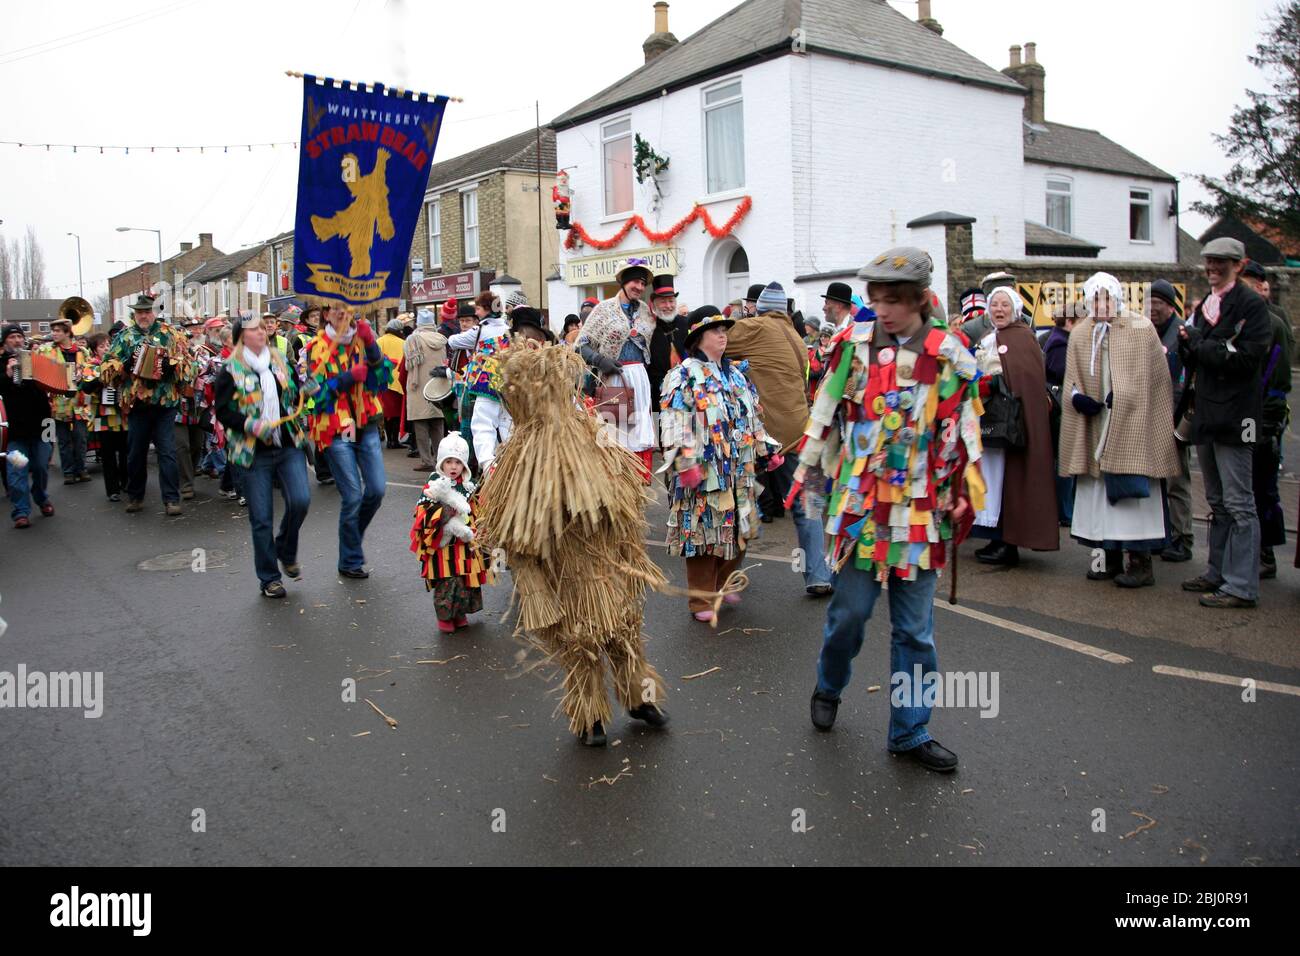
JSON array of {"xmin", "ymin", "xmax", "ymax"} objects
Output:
[
  {"xmin": 410, "ymin": 434, "xmax": 489, "ymax": 633},
  {"xmin": 475, "ymin": 342, "xmax": 669, "ymax": 747}
]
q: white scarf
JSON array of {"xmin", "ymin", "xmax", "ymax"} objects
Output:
[
  {"xmin": 325, "ymin": 323, "xmax": 356, "ymax": 346},
  {"xmin": 244, "ymin": 346, "xmax": 282, "ymax": 446}
]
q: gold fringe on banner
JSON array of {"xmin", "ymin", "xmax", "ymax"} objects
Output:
[{"xmin": 284, "ymin": 70, "xmax": 463, "ymax": 103}]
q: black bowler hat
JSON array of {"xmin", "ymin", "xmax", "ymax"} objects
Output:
[
  {"xmin": 1240, "ymin": 260, "xmax": 1267, "ymax": 281},
  {"xmin": 650, "ymin": 274, "xmax": 677, "ymax": 298},
  {"xmin": 682, "ymin": 305, "xmax": 734, "ymax": 350},
  {"xmin": 821, "ymin": 281, "xmax": 854, "ymax": 306},
  {"xmin": 744, "ymin": 283, "xmax": 765, "ymax": 303},
  {"xmin": 509, "ymin": 307, "xmax": 556, "ymax": 343}
]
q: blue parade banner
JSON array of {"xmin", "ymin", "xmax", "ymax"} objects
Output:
[{"xmin": 293, "ymin": 74, "xmax": 448, "ymax": 305}]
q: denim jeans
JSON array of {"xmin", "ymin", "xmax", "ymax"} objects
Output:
[
  {"xmin": 1055, "ymin": 473, "xmax": 1075, "ymax": 525},
  {"xmin": 775, "ymin": 456, "xmax": 832, "ymax": 588},
  {"xmin": 55, "ymin": 419, "xmax": 87, "ymax": 477},
  {"xmin": 237, "ymin": 444, "xmax": 311, "ymax": 587},
  {"xmin": 816, "ymin": 561, "xmax": 939, "ymax": 751},
  {"xmin": 1197, "ymin": 441, "xmax": 1260, "ymax": 600},
  {"xmin": 324, "ymin": 424, "xmax": 386, "ymax": 571},
  {"xmin": 126, "ymin": 404, "xmax": 180, "ymax": 504},
  {"xmin": 6, "ymin": 437, "xmax": 52, "ymax": 520}
]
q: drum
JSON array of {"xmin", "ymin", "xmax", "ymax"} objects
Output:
[{"xmin": 422, "ymin": 373, "xmax": 454, "ymax": 403}]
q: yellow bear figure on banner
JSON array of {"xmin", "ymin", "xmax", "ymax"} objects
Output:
[{"xmin": 311, "ymin": 149, "xmax": 396, "ymax": 278}]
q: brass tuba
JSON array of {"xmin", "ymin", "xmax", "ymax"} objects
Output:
[{"xmin": 59, "ymin": 296, "xmax": 95, "ymax": 337}]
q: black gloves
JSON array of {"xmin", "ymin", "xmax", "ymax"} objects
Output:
[
  {"xmin": 429, "ymin": 366, "xmax": 450, "ymax": 379},
  {"xmin": 1072, "ymin": 392, "xmax": 1104, "ymax": 416}
]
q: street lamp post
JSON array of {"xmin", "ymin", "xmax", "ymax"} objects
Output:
[
  {"xmin": 67, "ymin": 232, "xmax": 83, "ymax": 298},
  {"xmin": 116, "ymin": 226, "xmax": 164, "ymax": 311}
]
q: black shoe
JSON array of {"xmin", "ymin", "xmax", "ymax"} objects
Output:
[
  {"xmin": 976, "ymin": 543, "xmax": 1019, "ymax": 567},
  {"xmin": 628, "ymin": 703, "xmax": 669, "ymax": 728},
  {"xmin": 1160, "ymin": 543, "xmax": 1193, "ymax": 562},
  {"xmin": 261, "ymin": 581, "xmax": 287, "ymax": 599},
  {"xmin": 810, "ymin": 690, "xmax": 839, "ymax": 731},
  {"xmin": 579, "ymin": 720, "xmax": 607, "ymax": 747},
  {"xmin": 339, "ymin": 567, "xmax": 369, "ymax": 579},
  {"xmin": 894, "ymin": 739, "xmax": 958, "ymax": 773},
  {"xmin": 406, "ymin": 449, "xmax": 420, "ymax": 458},
  {"xmin": 1114, "ymin": 552, "xmax": 1155, "ymax": 589},
  {"xmin": 974, "ymin": 540, "xmax": 999, "ymax": 558},
  {"xmin": 805, "ymin": 584, "xmax": 834, "ymax": 598}
]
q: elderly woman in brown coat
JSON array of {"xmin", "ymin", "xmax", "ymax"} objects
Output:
[
  {"xmin": 1060, "ymin": 272, "xmax": 1180, "ymax": 587},
  {"xmin": 971, "ymin": 286, "xmax": 1060, "ymax": 566}
]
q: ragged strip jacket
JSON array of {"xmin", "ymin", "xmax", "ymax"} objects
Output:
[
  {"xmin": 797, "ymin": 318, "xmax": 986, "ymax": 581},
  {"xmin": 659, "ymin": 357, "xmax": 771, "ymax": 560},
  {"xmin": 101, "ymin": 320, "xmax": 197, "ymax": 411},
  {"xmin": 409, "ymin": 477, "xmax": 490, "ymax": 590},
  {"xmin": 304, "ymin": 333, "xmax": 392, "ymax": 449}
]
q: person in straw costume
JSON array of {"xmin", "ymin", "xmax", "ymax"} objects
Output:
[{"xmin": 475, "ymin": 341, "xmax": 669, "ymax": 748}]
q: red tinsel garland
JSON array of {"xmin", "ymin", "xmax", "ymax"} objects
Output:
[{"xmin": 564, "ymin": 196, "xmax": 753, "ymax": 251}]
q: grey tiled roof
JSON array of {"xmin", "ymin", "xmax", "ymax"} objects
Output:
[
  {"xmin": 1024, "ymin": 121, "xmax": 1175, "ymax": 182},
  {"xmin": 0, "ymin": 299, "xmax": 65, "ymax": 324},
  {"xmin": 427, "ymin": 127, "xmax": 556, "ymax": 190},
  {"xmin": 552, "ymin": 0, "xmax": 1022, "ymax": 128},
  {"xmin": 1024, "ymin": 220, "xmax": 1103, "ymax": 251},
  {"xmin": 185, "ymin": 245, "xmax": 266, "ymax": 284}
]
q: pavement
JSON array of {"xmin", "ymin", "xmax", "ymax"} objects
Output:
[{"xmin": 1, "ymin": 439, "xmax": 1297, "ymax": 867}]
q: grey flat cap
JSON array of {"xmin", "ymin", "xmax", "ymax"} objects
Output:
[
  {"xmin": 1201, "ymin": 237, "xmax": 1245, "ymax": 260},
  {"xmin": 858, "ymin": 246, "xmax": 933, "ymax": 285}
]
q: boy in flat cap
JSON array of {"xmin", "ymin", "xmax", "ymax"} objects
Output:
[
  {"xmin": 1177, "ymin": 238, "xmax": 1273, "ymax": 608},
  {"xmin": 794, "ymin": 246, "xmax": 984, "ymax": 772}
]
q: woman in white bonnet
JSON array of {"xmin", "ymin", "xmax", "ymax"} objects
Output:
[{"xmin": 1057, "ymin": 272, "xmax": 1181, "ymax": 587}]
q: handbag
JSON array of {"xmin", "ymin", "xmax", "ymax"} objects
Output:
[
  {"xmin": 1103, "ymin": 473, "xmax": 1150, "ymax": 504},
  {"xmin": 979, "ymin": 376, "xmax": 1026, "ymax": 449},
  {"xmin": 593, "ymin": 384, "xmax": 634, "ymax": 425}
]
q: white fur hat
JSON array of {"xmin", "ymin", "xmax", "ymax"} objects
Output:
[{"xmin": 436, "ymin": 433, "xmax": 471, "ymax": 474}]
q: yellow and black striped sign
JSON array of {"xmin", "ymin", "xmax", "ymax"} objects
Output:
[{"xmin": 1016, "ymin": 280, "xmax": 1187, "ymax": 327}]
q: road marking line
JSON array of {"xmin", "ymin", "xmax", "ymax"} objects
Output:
[
  {"xmin": 1152, "ymin": 665, "xmax": 1300, "ymax": 697},
  {"xmin": 937, "ymin": 602, "xmax": 1132, "ymax": 664},
  {"xmin": 643, "ymin": 537, "xmax": 1132, "ymax": 664},
  {"xmin": 387, "ymin": 480, "xmax": 425, "ymax": 489}
]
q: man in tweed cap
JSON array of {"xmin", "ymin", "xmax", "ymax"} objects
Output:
[{"xmin": 799, "ymin": 246, "xmax": 984, "ymax": 773}]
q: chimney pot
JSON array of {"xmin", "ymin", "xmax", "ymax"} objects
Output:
[
  {"xmin": 1009, "ymin": 44, "xmax": 1022, "ymax": 68},
  {"xmin": 654, "ymin": 1, "xmax": 668, "ymax": 34},
  {"xmin": 918, "ymin": 0, "xmax": 932, "ymax": 18},
  {"xmin": 199, "ymin": 233, "xmax": 213, "ymax": 246},
  {"xmin": 1025, "ymin": 41, "xmax": 1037, "ymax": 64}
]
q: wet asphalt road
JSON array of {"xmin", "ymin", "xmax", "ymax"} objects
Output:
[{"xmin": 1, "ymin": 447, "xmax": 1297, "ymax": 866}]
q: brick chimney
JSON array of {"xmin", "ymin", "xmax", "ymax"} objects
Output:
[
  {"xmin": 1002, "ymin": 42, "xmax": 1045, "ymax": 124},
  {"xmin": 917, "ymin": 0, "xmax": 943, "ymax": 36},
  {"xmin": 198, "ymin": 232, "xmax": 214, "ymax": 248},
  {"xmin": 642, "ymin": 2, "xmax": 678, "ymax": 64}
]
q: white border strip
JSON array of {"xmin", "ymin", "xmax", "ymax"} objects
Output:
[
  {"xmin": 937, "ymin": 602, "xmax": 1132, "ymax": 665},
  {"xmin": 1152, "ymin": 665, "xmax": 1300, "ymax": 697}
]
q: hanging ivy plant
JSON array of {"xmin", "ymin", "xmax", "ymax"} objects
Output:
[{"xmin": 633, "ymin": 134, "xmax": 670, "ymax": 185}]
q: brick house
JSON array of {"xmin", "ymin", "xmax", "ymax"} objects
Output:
[
  {"xmin": 407, "ymin": 127, "xmax": 558, "ymax": 316},
  {"xmin": 108, "ymin": 232, "xmax": 224, "ymax": 323},
  {"xmin": 182, "ymin": 243, "xmax": 274, "ymax": 318}
]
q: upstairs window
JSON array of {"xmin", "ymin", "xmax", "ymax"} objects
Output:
[
  {"xmin": 1129, "ymin": 188, "xmax": 1152, "ymax": 242},
  {"xmin": 1046, "ymin": 177, "xmax": 1072, "ymax": 234},
  {"xmin": 427, "ymin": 199, "xmax": 442, "ymax": 268},
  {"xmin": 602, "ymin": 117, "xmax": 633, "ymax": 216},
  {"xmin": 462, "ymin": 190, "xmax": 479, "ymax": 263},
  {"xmin": 704, "ymin": 80, "xmax": 745, "ymax": 193}
]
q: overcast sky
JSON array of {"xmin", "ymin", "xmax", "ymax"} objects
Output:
[{"xmin": 0, "ymin": 0, "xmax": 1282, "ymax": 301}]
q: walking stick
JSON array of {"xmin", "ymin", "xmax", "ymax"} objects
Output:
[{"xmin": 949, "ymin": 534, "xmax": 959, "ymax": 605}]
